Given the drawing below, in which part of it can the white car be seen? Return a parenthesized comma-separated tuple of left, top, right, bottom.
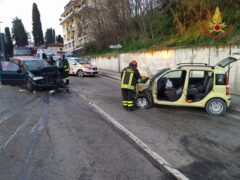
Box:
(67, 57, 98, 77)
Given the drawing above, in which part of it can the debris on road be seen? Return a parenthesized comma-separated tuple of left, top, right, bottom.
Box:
(49, 90, 56, 95)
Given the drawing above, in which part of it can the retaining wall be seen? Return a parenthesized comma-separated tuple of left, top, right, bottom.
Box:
(90, 45, 240, 94)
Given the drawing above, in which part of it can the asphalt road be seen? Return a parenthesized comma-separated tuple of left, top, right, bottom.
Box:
(0, 75, 240, 180)
(0, 83, 170, 180)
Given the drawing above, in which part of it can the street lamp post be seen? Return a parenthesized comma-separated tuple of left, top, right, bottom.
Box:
(109, 43, 123, 73)
(0, 21, 6, 60)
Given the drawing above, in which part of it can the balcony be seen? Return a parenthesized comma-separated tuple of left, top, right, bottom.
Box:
(60, 12, 74, 25)
(78, 4, 86, 11)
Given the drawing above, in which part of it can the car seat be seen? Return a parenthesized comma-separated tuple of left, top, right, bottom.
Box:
(193, 78, 213, 102)
(157, 78, 167, 99)
(197, 75, 210, 92)
(188, 75, 211, 97)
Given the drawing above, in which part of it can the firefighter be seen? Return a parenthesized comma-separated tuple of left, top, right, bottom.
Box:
(121, 60, 142, 111)
(61, 55, 70, 85)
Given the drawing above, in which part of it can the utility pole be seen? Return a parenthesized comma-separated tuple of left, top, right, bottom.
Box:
(109, 37, 122, 73)
(0, 21, 6, 60)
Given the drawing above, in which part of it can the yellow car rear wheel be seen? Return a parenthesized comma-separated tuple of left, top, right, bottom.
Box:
(206, 98, 227, 116)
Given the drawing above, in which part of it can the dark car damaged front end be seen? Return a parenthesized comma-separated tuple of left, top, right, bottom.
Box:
(29, 67, 64, 90)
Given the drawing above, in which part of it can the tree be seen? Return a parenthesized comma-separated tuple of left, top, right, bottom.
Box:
(12, 17, 28, 46)
(4, 27, 13, 57)
(45, 28, 56, 43)
(32, 3, 44, 46)
(52, 29, 56, 43)
(45, 28, 52, 43)
(56, 35, 64, 43)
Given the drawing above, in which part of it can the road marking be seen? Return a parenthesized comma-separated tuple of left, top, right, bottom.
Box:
(0, 97, 39, 125)
(20, 95, 50, 180)
(70, 86, 79, 92)
(226, 113, 240, 120)
(79, 94, 189, 180)
(3, 110, 35, 148)
(31, 101, 50, 133)
(30, 121, 39, 133)
(0, 99, 40, 150)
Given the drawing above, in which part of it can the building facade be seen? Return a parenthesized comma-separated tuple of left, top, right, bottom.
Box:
(60, 0, 95, 53)
(45, 43, 64, 52)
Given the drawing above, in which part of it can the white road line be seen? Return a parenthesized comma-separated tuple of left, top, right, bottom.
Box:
(3, 111, 35, 148)
(30, 121, 38, 133)
(79, 94, 189, 180)
(70, 86, 79, 92)
(226, 113, 240, 120)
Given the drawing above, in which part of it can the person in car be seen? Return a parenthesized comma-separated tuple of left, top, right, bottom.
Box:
(46, 55, 56, 66)
(121, 60, 142, 111)
(164, 78, 183, 101)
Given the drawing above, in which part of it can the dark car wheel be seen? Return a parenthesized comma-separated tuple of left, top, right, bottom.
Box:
(77, 70, 84, 77)
(136, 94, 153, 109)
(205, 98, 227, 116)
(26, 80, 34, 91)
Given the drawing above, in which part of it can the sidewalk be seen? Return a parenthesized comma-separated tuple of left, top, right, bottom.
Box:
(99, 69, 240, 112)
(231, 94, 240, 112)
(99, 69, 121, 80)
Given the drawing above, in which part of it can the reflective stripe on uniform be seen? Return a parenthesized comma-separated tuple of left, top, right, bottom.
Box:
(121, 84, 134, 90)
(64, 77, 70, 80)
(64, 65, 70, 72)
(121, 72, 126, 86)
(123, 101, 128, 106)
(128, 101, 134, 107)
(121, 69, 134, 90)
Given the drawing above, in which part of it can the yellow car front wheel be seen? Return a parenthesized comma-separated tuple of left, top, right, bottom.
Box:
(136, 94, 153, 109)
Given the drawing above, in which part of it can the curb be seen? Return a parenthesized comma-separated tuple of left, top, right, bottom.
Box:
(99, 72, 121, 81)
(230, 104, 240, 112)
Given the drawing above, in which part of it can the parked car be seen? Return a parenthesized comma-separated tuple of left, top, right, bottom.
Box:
(0, 58, 64, 91)
(135, 54, 240, 116)
(66, 57, 98, 77)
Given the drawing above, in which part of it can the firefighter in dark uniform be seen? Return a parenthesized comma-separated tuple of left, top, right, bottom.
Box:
(62, 55, 70, 85)
(121, 60, 142, 111)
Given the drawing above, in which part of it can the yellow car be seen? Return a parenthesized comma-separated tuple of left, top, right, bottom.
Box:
(136, 54, 240, 116)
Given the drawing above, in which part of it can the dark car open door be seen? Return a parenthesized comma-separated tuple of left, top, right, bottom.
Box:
(0, 61, 25, 85)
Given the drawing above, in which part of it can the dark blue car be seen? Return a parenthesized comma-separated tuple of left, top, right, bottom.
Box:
(0, 58, 64, 91)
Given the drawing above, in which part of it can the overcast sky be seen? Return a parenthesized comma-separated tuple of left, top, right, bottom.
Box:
(0, 0, 69, 37)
